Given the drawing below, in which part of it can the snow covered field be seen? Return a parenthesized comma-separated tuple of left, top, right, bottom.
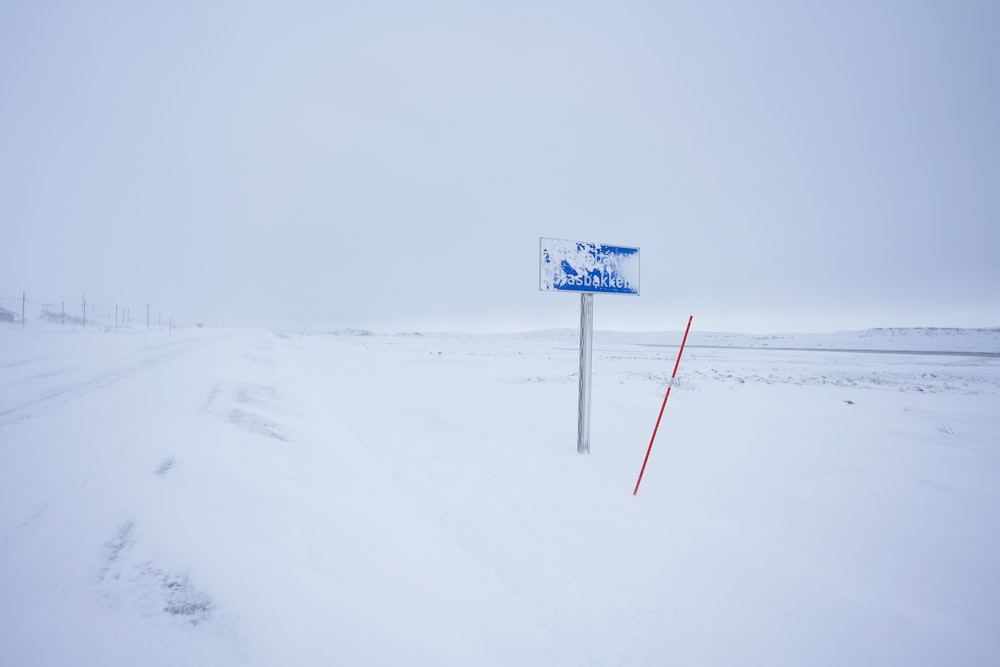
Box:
(1, 323, 998, 666)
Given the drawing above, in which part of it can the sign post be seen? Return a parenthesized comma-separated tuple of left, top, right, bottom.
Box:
(539, 238, 639, 454)
(578, 293, 594, 453)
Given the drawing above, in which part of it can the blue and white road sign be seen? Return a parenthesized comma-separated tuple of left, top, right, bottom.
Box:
(539, 238, 640, 295)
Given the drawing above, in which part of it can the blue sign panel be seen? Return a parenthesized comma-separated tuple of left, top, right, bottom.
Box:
(539, 237, 640, 295)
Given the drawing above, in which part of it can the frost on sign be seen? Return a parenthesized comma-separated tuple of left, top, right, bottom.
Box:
(539, 238, 640, 295)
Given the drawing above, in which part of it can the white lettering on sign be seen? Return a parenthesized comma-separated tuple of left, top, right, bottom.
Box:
(539, 238, 640, 295)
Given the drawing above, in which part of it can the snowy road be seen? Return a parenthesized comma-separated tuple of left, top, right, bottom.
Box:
(1, 326, 998, 665)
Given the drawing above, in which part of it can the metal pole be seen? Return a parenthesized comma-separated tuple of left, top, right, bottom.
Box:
(577, 292, 594, 454)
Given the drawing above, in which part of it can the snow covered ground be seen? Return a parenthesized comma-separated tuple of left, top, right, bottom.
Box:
(1, 322, 998, 666)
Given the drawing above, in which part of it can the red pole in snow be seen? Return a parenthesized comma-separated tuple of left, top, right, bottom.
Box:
(633, 315, 693, 496)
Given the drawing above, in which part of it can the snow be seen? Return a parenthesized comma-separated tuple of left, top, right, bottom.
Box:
(1, 321, 999, 665)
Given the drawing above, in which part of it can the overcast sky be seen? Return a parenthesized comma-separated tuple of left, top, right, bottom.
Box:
(2, 1, 998, 333)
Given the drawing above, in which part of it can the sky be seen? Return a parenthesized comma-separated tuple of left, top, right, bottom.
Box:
(2, 0, 998, 333)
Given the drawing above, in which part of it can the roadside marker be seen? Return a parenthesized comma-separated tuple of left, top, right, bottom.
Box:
(633, 315, 693, 496)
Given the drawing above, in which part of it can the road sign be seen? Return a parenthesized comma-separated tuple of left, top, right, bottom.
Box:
(539, 237, 640, 454)
(539, 238, 639, 295)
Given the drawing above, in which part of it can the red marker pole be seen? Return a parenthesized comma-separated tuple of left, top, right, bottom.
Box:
(633, 315, 693, 496)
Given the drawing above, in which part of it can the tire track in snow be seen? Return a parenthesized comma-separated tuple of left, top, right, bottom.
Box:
(0, 355, 55, 371)
(0, 335, 227, 428)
